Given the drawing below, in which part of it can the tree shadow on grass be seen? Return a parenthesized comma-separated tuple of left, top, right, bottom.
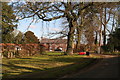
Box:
(20, 58, 32, 59)
(2, 56, 99, 79)
(3, 62, 89, 78)
(3, 63, 41, 71)
(51, 57, 94, 63)
(2, 56, 120, 80)
(2, 63, 43, 78)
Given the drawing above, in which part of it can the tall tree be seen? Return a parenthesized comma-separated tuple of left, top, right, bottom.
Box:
(14, 31, 24, 44)
(93, 3, 118, 53)
(100, 3, 117, 46)
(2, 2, 18, 43)
(13, 2, 118, 54)
(24, 31, 39, 43)
(107, 28, 120, 52)
(75, 3, 85, 49)
(14, 2, 95, 54)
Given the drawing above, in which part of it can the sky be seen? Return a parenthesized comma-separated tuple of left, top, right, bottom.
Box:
(17, 18, 63, 39)
(16, 14, 116, 42)
(15, 2, 118, 41)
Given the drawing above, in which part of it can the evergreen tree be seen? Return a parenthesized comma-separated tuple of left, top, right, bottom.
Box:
(14, 31, 24, 44)
(107, 28, 120, 51)
(2, 2, 18, 43)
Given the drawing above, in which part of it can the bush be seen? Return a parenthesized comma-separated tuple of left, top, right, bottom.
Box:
(3, 51, 8, 58)
(40, 44, 46, 55)
(101, 45, 110, 52)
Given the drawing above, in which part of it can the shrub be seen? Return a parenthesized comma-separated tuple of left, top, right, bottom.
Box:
(40, 44, 46, 55)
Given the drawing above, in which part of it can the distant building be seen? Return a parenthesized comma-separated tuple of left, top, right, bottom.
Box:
(40, 37, 67, 52)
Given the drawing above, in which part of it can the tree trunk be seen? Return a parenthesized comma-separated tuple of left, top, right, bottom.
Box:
(65, 19, 75, 55)
(76, 26, 82, 50)
(94, 31, 98, 45)
(103, 25, 106, 46)
(76, 10, 84, 51)
(103, 7, 107, 46)
(98, 10, 103, 54)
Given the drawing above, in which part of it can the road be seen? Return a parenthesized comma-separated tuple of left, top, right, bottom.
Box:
(60, 55, 120, 79)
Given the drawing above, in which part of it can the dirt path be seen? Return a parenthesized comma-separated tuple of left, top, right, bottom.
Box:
(59, 54, 120, 79)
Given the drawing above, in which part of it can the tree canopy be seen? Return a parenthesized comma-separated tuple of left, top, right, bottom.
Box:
(2, 2, 18, 43)
(24, 31, 39, 44)
(107, 28, 120, 51)
(12, 2, 119, 54)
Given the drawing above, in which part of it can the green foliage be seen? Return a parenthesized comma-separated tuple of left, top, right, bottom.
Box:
(24, 31, 39, 43)
(2, 2, 18, 43)
(14, 31, 24, 44)
(2, 33, 15, 43)
(107, 28, 120, 52)
(101, 45, 110, 52)
(39, 45, 46, 55)
(2, 50, 8, 58)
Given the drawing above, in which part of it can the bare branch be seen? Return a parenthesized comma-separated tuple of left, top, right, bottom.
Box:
(36, 14, 65, 21)
(106, 8, 113, 24)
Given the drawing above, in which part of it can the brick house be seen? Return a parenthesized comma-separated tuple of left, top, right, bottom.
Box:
(40, 38, 67, 52)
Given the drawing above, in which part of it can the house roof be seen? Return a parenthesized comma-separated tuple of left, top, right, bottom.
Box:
(25, 44, 39, 46)
(40, 38, 67, 44)
(0, 43, 39, 46)
(0, 43, 15, 46)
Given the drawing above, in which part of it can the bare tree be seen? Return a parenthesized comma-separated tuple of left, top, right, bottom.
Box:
(13, 1, 118, 54)
(14, 2, 95, 54)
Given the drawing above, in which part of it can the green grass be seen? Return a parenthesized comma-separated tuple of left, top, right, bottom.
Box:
(103, 52, 120, 55)
(47, 51, 64, 55)
(2, 52, 101, 78)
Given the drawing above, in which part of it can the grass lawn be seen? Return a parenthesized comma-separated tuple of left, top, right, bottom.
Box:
(47, 51, 64, 55)
(103, 52, 120, 55)
(2, 52, 101, 78)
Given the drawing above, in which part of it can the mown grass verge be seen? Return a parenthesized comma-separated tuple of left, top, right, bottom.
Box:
(2, 53, 101, 78)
